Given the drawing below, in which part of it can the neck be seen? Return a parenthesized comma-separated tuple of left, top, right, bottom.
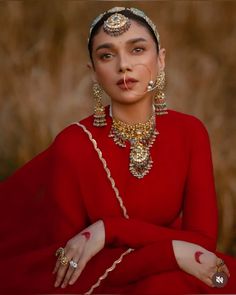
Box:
(111, 98, 154, 124)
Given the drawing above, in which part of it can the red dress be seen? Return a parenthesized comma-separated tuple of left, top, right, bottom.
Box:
(0, 108, 236, 294)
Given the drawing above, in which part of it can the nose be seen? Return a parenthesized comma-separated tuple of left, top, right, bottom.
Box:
(118, 52, 132, 73)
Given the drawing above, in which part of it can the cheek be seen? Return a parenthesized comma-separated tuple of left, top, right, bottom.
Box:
(96, 68, 119, 97)
(94, 67, 114, 95)
(145, 53, 159, 74)
(96, 73, 111, 91)
(95, 63, 113, 84)
(135, 57, 158, 81)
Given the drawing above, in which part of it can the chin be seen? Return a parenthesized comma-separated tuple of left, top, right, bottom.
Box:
(111, 91, 146, 105)
(112, 96, 144, 105)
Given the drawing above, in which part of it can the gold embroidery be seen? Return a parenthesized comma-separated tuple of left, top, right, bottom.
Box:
(84, 248, 134, 295)
(76, 123, 129, 219)
(75, 122, 134, 294)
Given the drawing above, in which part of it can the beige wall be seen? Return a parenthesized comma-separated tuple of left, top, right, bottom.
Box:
(0, 1, 235, 254)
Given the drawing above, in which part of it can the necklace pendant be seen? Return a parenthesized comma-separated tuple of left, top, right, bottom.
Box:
(129, 143, 153, 179)
(130, 143, 149, 165)
(110, 113, 158, 179)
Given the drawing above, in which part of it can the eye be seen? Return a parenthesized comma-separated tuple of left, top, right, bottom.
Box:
(99, 53, 113, 60)
(132, 47, 145, 54)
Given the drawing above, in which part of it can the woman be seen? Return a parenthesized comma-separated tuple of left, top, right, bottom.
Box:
(0, 7, 235, 294)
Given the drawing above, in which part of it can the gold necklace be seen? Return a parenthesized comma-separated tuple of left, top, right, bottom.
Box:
(109, 113, 158, 178)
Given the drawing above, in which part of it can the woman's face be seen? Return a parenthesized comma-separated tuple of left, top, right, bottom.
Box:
(89, 19, 165, 105)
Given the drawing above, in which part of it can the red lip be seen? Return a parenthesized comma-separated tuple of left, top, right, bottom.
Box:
(117, 77, 138, 85)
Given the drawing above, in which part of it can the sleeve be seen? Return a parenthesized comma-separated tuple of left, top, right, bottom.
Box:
(0, 126, 90, 253)
(102, 117, 218, 277)
(105, 241, 179, 285)
(0, 147, 53, 254)
(48, 127, 89, 243)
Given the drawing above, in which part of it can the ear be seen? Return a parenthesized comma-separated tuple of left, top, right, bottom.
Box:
(87, 62, 98, 83)
(158, 48, 166, 72)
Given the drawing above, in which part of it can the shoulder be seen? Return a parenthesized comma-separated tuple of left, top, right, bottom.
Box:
(166, 109, 209, 135)
(52, 113, 94, 155)
(167, 109, 205, 126)
(164, 110, 211, 149)
(55, 113, 93, 141)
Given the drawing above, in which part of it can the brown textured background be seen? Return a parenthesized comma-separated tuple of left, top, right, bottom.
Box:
(0, 1, 235, 255)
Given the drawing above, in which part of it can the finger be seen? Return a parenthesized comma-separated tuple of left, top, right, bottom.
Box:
(205, 277, 215, 288)
(54, 249, 73, 288)
(61, 257, 80, 288)
(53, 258, 61, 274)
(221, 264, 230, 277)
(53, 247, 67, 274)
(60, 239, 87, 288)
(54, 264, 69, 288)
(56, 237, 87, 288)
(61, 264, 76, 289)
(69, 257, 87, 285)
(216, 258, 230, 277)
(216, 257, 224, 268)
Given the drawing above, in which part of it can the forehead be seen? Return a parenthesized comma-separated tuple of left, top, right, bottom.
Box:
(93, 20, 153, 48)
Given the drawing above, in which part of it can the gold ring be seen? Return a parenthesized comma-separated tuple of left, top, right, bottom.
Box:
(216, 259, 225, 272)
(55, 247, 65, 257)
(217, 259, 225, 267)
(59, 255, 69, 266)
(55, 247, 69, 266)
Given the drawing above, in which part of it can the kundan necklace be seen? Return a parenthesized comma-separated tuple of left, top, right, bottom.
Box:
(109, 112, 158, 179)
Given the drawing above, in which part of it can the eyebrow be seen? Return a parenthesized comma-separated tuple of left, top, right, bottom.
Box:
(95, 37, 147, 52)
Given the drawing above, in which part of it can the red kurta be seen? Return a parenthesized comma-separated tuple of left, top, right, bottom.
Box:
(0, 107, 235, 294)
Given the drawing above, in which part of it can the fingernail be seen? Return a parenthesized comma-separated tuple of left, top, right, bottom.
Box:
(61, 283, 66, 288)
(69, 280, 73, 285)
(54, 281, 59, 288)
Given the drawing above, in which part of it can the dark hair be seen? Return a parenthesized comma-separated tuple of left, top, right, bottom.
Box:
(88, 10, 159, 65)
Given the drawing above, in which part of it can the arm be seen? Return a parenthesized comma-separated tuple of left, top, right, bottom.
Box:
(52, 119, 219, 287)
(49, 126, 89, 243)
(103, 215, 216, 251)
(106, 240, 179, 285)
(102, 117, 218, 276)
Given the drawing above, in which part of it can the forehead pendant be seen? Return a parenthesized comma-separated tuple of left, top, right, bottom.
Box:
(103, 13, 131, 36)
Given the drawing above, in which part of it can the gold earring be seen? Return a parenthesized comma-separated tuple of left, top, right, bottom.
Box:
(93, 83, 107, 127)
(154, 71, 168, 115)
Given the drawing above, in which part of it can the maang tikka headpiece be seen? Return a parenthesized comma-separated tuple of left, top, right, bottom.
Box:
(103, 13, 131, 36)
(88, 7, 160, 48)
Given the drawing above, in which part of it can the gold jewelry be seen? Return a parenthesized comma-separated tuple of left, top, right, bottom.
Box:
(89, 7, 160, 49)
(55, 247, 69, 266)
(55, 247, 64, 257)
(93, 83, 107, 127)
(103, 13, 131, 36)
(211, 259, 228, 288)
(217, 259, 225, 269)
(60, 256, 69, 266)
(154, 70, 168, 115)
(109, 113, 158, 178)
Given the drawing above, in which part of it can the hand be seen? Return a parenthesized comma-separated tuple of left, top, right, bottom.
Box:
(53, 219, 105, 289)
(172, 240, 230, 287)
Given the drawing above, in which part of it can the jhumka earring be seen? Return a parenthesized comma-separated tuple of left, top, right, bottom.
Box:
(154, 71, 168, 115)
(93, 83, 107, 127)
